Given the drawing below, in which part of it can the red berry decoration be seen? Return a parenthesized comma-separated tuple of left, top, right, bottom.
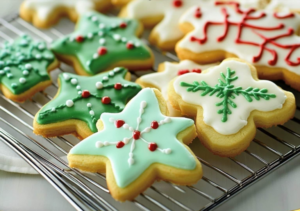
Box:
(177, 69, 190, 75)
(173, 0, 182, 7)
(116, 141, 125, 148)
(76, 35, 84, 43)
(114, 83, 122, 90)
(81, 90, 90, 98)
(192, 69, 202, 73)
(148, 143, 158, 152)
(151, 121, 159, 129)
(115, 120, 125, 128)
(126, 42, 134, 49)
(133, 130, 141, 140)
(195, 8, 202, 18)
(98, 47, 107, 55)
(102, 96, 111, 104)
(119, 22, 127, 28)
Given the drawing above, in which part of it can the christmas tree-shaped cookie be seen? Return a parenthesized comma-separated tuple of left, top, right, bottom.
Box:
(168, 59, 295, 157)
(34, 67, 142, 139)
(68, 88, 202, 201)
(51, 11, 154, 76)
(0, 34, 59, 102)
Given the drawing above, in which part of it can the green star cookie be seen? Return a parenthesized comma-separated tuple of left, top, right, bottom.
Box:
(68, 88, 202, 201)
(34, 67, 142, 139)
(51, 11, 154, 76)
(0, 34, 58, 102)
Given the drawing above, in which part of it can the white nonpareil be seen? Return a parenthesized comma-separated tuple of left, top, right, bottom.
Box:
(173, 60, 287, 135)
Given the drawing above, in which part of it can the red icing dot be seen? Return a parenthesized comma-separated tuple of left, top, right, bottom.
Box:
(195, 7, 202, 18)
(192, 69, 202, 73)
(81, 90, 90, 98)
(148, 143, 158, 151)
(177, 69, 190, 75)
(115, 120, 125, 128)
(116, 141, 125, 148)
(173, 0, 182, 7)
(98, 47, 107, 55)
(114, 83, 122, 90)
(76, 35, 84, 43)
(151, 121, 159, 129)
(190, 36, 196, 42)
(126, 42, 135, 49)
(119, 22, 127, 28)
(133, 131, 141, 140)
(102, 96, 111, 104)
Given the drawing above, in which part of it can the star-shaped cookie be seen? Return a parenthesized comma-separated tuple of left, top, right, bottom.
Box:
(51, 11, 154, 76)
(0, 35, 58, 102)
(34, 67, 141, 139)
(68, 88, 202, 201)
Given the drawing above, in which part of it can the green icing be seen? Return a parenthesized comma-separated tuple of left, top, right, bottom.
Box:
(36, 67, 141, 132)
(0, 35, 55, 95)
(181, 67, 276, 122)
(51, 11, 152, 75)
(69, 88, 196, 188)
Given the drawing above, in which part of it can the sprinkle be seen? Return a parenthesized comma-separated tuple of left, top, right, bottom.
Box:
(51, 108, 56, 112)
(76, 85, 81, 90)
(19, 77, 26, 83)
(113, 67, 122, 72)
(98, 31, 104, 36)
(87, 33, 93, 39)
(23, 70, 29, 76)
(38, 44, 45, 50)
(7, 73, 13, 78)
(71, 78, 78, 85)
(92, 16, 98, 22)
(99, 23, 106, 29)
(63, 73, 70, 80)
(0, 70, 4, 75)
(109, 71, 114, 76)
(113, 34, 121, 41)
(35, 54, 42, 59)
(99, 38, 106, 45)
(66, 100, 74, 107)
(96, 81, 103, 89)
(87, 103, 92, 107)
(95, 141, 103, 148)
(4, 67, 10, 71)
(102, 76, 108, 81)
(89, 110, 95, 115)
(93, 53, 99, 59)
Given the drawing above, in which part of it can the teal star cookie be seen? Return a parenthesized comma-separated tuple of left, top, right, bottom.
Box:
(34, 67, 142, 139)
(51, 11, 154, 76)
(68, 88, 202, 201)
(0, 34, 58, 102)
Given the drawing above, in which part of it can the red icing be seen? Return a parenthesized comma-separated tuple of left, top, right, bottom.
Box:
(195, 7, 202, 18)
(151, 121, 159, 129)
(177, 69, 190, 75)
(114, 83, 122, 90)
(81, 90, 90, 98)
(133, 131, 141, 140)
(98, 47, 107, 55)
(192, 68, 202, 73)
(116, 141, 125, 148)
(190, 1, 300, 66)
(126, 42, 134, 49)
(173, 0, 182, 7)
(120, 22, 127, 28)
(274, 12, 294, 19)
(148, 143, 158, 151)
(115, 120, 125, 128)
(102, 96, 111, 104)
(76, 35, 84, 43)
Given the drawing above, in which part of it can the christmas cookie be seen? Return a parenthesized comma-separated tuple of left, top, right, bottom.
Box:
(176, 1, 300, 91)
(168, 59, 295, 157)
(119, 0, 211, 50)
(34, 67, 141, 139)
(20, 0, 112, 28)
(0, 35, 59, 102)
(51, 11, 154, 76)
(68, 88, 202, 201)
(136, 60, 215, 116)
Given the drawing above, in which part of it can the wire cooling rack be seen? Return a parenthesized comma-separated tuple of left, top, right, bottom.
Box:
(0, 11, 300, 211)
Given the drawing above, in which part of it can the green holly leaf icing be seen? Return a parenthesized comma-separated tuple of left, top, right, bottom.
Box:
(51, 11, 152, 75)
(0, 34, 55, 95)
(36, 67, 141, 132)
(69, 88, 196, 188)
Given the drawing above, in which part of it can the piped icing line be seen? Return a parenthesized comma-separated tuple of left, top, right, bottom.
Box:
(0, 34, 55, 95)
(51, 11, 152, 75)
(36, 67, 142, 133)
(173, 60, 287, 135)
(69, 88, 196, 188)
(178, 1, 300, 75)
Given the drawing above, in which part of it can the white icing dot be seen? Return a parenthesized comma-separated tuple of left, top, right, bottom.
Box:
(25, 63, 32, 70)
(23, 70, 29, 75)
(128, 157, 134, 165)
(99, 38, 106, 45)
(98, 31, 104, 36)
(19, 77, 26, 84)
(95, 141, 103, 148)
(76, 85, 81, 90)
(93, 53, 99, 59)
(99, 23, 105, 29)
(163, 149, 172, 154)
(141, 101, 147, 108)
(113, 67, 121, 72)
(135, 42, 141, 47)
(69, 37, 75, 42)
(129, 127, 134, 132)
(92, 16, 98, 22)
(7, 73, 13, 78)
(109, 118, 115, 122)
(137, 117, 142, 123)
(89, 110, 95, 116)
(96, 82, 103, 89)
(123, 124, 129, 129)
(51, 108, 56, 112)
(164, 117, 171, 123)
(109, 71, 114, 76)
(35, 54, 42, 59)
(38, 44, 45, 50)
(86, 60, 91, 66)
(78, 91, 82, 95)
(139, 108, 144, 114)
(129, 152, 133, 158)
(113, 34, 121, 41)
(104, 141, 109, 146)
(66, 100, 74, 107)
(123, 84, 129, 87)
(4, 67, 10, 71)
(143, 127, 151, 133)
(87, 103, 92, 107)
(71, 78, 78, 85)
(63, 73, 70, 80)
(159, 120, 164, 125)
(123, 138, 130, 144)
(102, 76, 108, 81)
(121, 37, 127, 42)
(87, 33, 93, 39)
(0, 70, 4, 75)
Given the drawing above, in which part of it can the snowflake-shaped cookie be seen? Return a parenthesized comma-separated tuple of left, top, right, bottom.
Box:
(51, 11, 153, 75)
(68, 88, 202, 201)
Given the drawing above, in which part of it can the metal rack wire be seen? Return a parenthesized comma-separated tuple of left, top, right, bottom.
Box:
(0, 12, 300, 211)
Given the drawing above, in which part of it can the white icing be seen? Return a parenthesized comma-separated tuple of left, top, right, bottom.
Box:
(178, 4, 300, 75)
(173, 60, 287, 135)
(139, 60, 215, 99)
(125, 0, 210, 43)
(23, 0, 105, 20)
(265, 0, 300, 12)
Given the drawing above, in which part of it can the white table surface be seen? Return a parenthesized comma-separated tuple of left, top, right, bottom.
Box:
(1, 1, 300, 211)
